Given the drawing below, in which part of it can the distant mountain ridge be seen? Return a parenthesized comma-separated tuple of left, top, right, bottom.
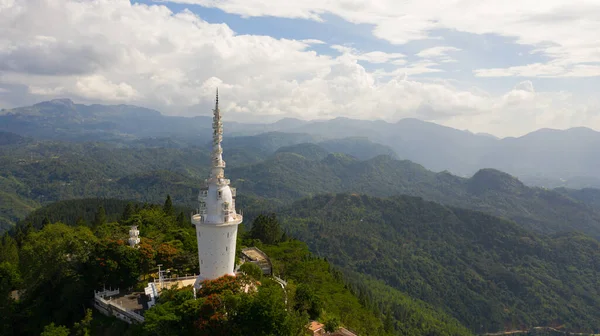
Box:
(228, 148, 600, 238)
(4, 99, 600, 188)
(0, 133, 400, 230)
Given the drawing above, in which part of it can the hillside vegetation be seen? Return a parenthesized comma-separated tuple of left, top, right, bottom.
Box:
(17, 195, 600, 334)
(4, 138, 600, 240)
(230, 149, 600, 238)
(278, 193, 600, 333)
(1, 198, 469, 336)
(0, 133, 399, 230)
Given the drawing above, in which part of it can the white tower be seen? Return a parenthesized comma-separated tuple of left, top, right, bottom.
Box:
(192, 89, 243, 288)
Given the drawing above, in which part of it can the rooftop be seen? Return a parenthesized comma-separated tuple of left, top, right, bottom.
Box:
(241, 247, 269, 262)
(105, 291, 147, 314)
(308, 321, 324, 332)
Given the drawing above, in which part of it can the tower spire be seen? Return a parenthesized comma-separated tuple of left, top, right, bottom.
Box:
(215, 88, 219, 111)
(211, 88, 225, 178)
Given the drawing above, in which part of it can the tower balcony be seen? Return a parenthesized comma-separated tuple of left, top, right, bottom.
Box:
(225, 213, 243, 224)
(192, 214, 204, 225)
(192, 213, 242, 226)
(216, 178, 230, 186)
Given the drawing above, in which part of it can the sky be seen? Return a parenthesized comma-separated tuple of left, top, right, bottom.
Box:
(1, 0, 600, 137)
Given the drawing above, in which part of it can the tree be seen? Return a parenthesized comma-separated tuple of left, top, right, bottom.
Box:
(249, 213, 282, 244)
(238, 262, 263, 280)
(233, 283, 306, 336)
(19, 224, 98, 332)
(176, 211, 186, 227)
(0, 262, 21, 302)
(122, 202, 135, 222)
(75, 216, 86, 227)
(94, 206, 106, 228)
(40, 323, 70, 336)
(294, 283, 321, 319)
(383, 309, 395, 333)
(163, 195, 174, 216)
(324, 316, 340, 333)
(139, 239, 157, 275)
(156, 243, 179, 268)
(72, 309, 93, 336)
(0, 233, 19, 264)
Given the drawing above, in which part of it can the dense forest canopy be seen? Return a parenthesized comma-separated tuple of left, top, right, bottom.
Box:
(0, 198, 471, 336)
(4, 136, 600, 241)
(5, 195, 600, 334)
(279, 193, 600, 333)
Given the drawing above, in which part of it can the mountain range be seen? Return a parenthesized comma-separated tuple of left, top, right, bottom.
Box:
(4, 130, 600, 242)
(4, 99, 600, 333)
(3, 99, 600, 188)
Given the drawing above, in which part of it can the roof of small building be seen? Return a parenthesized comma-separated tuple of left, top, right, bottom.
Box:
(308, 321, 324, 332)
(241, 247, 269, 262)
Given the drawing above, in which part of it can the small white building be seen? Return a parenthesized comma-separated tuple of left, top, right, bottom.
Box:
(128, 225, 140, 247)
(191, 90, 243, 288)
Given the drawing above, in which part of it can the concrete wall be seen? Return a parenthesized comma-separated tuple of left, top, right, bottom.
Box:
(197, 223, 239, 280)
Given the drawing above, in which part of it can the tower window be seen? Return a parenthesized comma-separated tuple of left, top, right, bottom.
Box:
(227, 232, 229, 238)
(226, 246, 228, 251)
(217, 190, 222, 199)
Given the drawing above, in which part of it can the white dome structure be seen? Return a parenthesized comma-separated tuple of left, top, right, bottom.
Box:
(192, 90, 243, 287)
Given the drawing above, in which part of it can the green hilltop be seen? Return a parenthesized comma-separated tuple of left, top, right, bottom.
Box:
(1, 198, 469, 336)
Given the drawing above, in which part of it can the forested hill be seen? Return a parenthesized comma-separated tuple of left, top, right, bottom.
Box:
(0, 133, 397, 231)
(0, 197, 470, 336)
(229, 150, 600, 238)
(278, 193, 600, 333)
(4, 136, 600, 239)
(15, 195, 600, 334)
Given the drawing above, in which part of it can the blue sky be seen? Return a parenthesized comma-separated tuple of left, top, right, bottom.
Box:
(133, 0, 599, 96)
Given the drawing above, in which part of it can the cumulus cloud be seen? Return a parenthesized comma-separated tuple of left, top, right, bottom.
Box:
(442, 85, 598, 137)
(331, 45, 406, 64)
(0, 0, 598, 137)
(301, 39, 326, 44)
(166, 0, 600, 78)
(416, 46, 461, 58)
(475, 62, 600, 78)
